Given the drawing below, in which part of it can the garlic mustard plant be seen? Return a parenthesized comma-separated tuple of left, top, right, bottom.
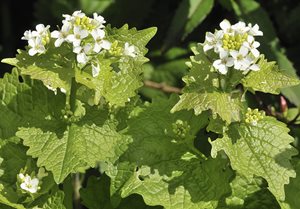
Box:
(1, 12, 300, 209)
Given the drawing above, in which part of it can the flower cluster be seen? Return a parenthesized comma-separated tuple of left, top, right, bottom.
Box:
(18, 173, 40, 194)
(21, 10, 138, 78)
(203, 19, 263, 75)
(21, 24, 50, 56)
(245, 108, 265, 126)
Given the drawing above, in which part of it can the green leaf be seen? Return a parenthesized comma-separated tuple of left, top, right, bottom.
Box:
(0, 69, 65, 139)
(80, 174, 163, 209)
(106, 25, 157, 56)
(210, 116, 298, 202)
(171, 91, 243, 123)
(80, 175, 113, 209)
(242, 56, 300, 94)
(120, 158, 232, 209)
(163, 0, 214, 49)
(225, 173, 280, 209)
(42, 191, 66, 209)
(2, 43, 75, 92)
(107, 96, 232, 209)
(0, 139, 27, 184)
(284, 159, 300, 209)
(0, 184, 25, 209)
(17, 122, 131, 183)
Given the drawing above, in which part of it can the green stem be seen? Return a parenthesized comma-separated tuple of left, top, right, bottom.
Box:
(63, 176, 73, 209)
(70, 78, 77, 112)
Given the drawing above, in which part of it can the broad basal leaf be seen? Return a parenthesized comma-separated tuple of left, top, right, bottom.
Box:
(242, 56, 300, 94)
(17, 122, 131, 183)
(107, 96, 232, 209)
(210, 116, 298, 202)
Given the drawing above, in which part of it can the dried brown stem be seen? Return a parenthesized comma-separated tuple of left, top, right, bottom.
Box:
(144, 80, 182, 94)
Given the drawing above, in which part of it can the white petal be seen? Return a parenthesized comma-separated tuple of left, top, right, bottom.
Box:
(100, 40, 111, 50)
(31, 178, 39, 187)
(18, 173, 25, 180)
(247, 35, 254, 43)
(230, 50, 239, 59)
(35, 24, 45, 32)
(203, 44, 213, 52)
(73, 46, 82, 54)
(251, 48, 260, 58)
(213, 59, 222, 69)
(54, 38, 64, 47)
(205, 32, 215, 42)
(218, 65, 228, 74)
(220, 19, 231, 31)
(28, 48, 37, 56)
(51, 30, 61, 38)
(240, 46, 249, 56)
(93, 44, 101, 53)
(250, 64, 260, 71)
(77, 53, 88, 64)
(226, 57, 234, 67)
(219, 50, 228, 59)
(92, 64, 100, 77)
(252, 41, 260, 48)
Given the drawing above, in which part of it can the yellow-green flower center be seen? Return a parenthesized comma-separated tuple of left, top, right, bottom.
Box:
(109, 41, 123, 56)
(75, 16, 96, 31)
(245, 108, 265, 125)
(222, 33, 248, 50)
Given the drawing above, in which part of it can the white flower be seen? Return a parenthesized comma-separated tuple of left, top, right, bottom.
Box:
(213, 51, 234, 74)
(230, 46, 251, 71)
(51, 22, 72, 47)
(203, 31, 223, 52)
(18, 173, 39, 194)
(92, 63, 100, 77)
(248, 23, 263, 36)
(92, 13, 106, 28)
(73, 44, 92, 64)
(220, 19, 232, 33)
(63, 10, 85, 24)
(91, 29, 111, 53)
(124, 42, 137, 57)
(22, 30, 33, 40)
(28, 37, 46, 56)
(243, 35, 260, 58)
(31, 24, 50, 38)
(67, 26, 89, 47)
(231, 21, 249, 34)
